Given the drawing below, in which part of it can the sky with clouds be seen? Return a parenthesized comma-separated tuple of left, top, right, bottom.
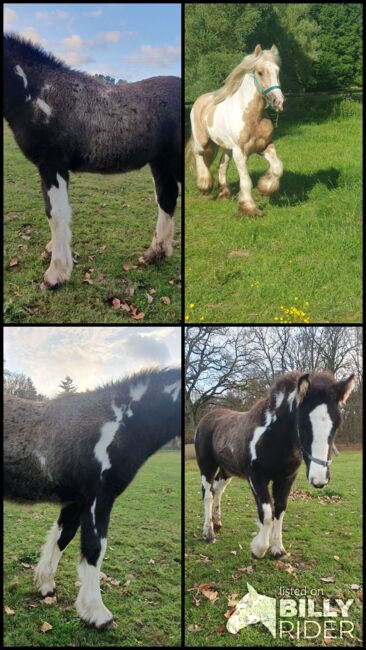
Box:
(4, 326, 181, 397)
(4, 3, 181, 81)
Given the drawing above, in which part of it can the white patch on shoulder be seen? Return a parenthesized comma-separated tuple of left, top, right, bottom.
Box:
(163, 380, 181, 401)
(94, 401, 123, 474)
(129, 382, 148, 402)
(36, 97, 52, 117)
(249, 409, 272, 461)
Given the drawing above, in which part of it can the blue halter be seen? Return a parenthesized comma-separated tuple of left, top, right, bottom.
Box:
(251, 74, 281, 108)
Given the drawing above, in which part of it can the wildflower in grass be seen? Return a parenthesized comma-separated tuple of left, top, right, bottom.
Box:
(185, 315, 190, 321)
(273, 301, 311, 324)
(189, 303, 195, 309)
(199, 316, 204, 321)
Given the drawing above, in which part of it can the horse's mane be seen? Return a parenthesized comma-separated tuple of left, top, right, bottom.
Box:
(4, 32, 69, 70)
(267, 370, 336, 407)
(213, 48, 281, 106)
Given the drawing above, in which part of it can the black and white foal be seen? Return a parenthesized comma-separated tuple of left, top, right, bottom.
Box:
(4, 368, 181, 628)
(195, 371, 354, 558)
(4, 34, 181, 287)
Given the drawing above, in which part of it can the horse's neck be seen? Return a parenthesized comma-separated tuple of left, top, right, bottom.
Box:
(235, 74, 264, 114)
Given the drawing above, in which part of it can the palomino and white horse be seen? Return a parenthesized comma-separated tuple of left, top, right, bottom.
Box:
(4, 33, 181, 287)
(4, 368, 181, 628)
(188, 44, 284, 216)
(195, 371, 354, 558)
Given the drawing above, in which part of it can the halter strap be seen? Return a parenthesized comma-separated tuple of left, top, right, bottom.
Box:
(251, 74, 281, 109)
(296, 425, 333, 467)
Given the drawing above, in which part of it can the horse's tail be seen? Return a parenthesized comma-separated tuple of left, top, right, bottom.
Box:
(185, 135, 196, 173)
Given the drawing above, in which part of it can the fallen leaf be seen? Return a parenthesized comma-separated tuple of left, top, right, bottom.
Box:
(40, 622, 52, 633)
(224, 607, 236, 619)
(88, 255, 95, 261)
(199, 554, 210, 563)
(121, 302, 131, 312)
(21, 562, 32, 569)
(146, 293, 154, 304)
(321, 577, 335, 583)
(123, 263, 137, 271)
(160, 296, 171, 305)
(131, 312, 145, 320)
(21, 234, 31, 240)
(149, 288, 157, 295)
(227, 594, 239, 607)
(229, 550, 237, 556)
(148, 559, 155, 565)
(100, 244, 107, 251)
(43, 596, 57, 605)
(351, 584, 360, 590)
(216, 624, 227, 634)
(18, 244, 28, 253)
(5, 606, 15, 615)
(333, 555, 340, 561)
(9, 257, 19, 267)
(188, 624, 201, 633)
(112, 298, 121, 310)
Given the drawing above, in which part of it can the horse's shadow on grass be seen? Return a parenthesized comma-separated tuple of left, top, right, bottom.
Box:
(226, 167, 340, 207)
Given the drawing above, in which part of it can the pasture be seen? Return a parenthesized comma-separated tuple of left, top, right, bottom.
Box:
(185, 451, 362, 647)
(4, 121, 181, 324)
(4, 451, 181, 647)
(185, 96, 362, 324)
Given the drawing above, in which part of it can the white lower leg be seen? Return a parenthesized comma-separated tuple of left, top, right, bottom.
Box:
(76, 538, 113, 628)
(212, 478, 232, 527)
(258, 144, 283, 195)
(44, 173, 73, 286)
(251, 503, 273, 558)
(195, 152, 213, 191)
(232, 146, 256, 208)
(202, 476, 215, 541)
(218, 152, 231, 189)
(34, 523, 62, 596)
(270, 511, 286, 556)
(147, 206, 174, 259)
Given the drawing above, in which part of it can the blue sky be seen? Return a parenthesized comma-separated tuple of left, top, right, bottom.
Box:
(4, 3, 181, 81)
(4, 326, 181, 396)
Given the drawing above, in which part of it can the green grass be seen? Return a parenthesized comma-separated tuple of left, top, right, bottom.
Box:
(185, 96, 362, 323)
(4, 451, 181, 647)
(185, 451, 362, 647)
(4, 122, 181, 324)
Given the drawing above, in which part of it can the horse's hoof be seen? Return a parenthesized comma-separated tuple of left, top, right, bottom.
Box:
(142, 246, 166, 264)
(238, 202, 264, 217)
(217, 187, 231, 199)
(96, 618, 114, 630)
(272, 548, 287, 558)
(213, 522, 222, 532)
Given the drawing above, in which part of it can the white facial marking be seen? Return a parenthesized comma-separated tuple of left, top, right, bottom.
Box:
(251, 502, 273, 558)
(129, 382, 148, 402)
(94, 401, 122, 474)
(308, 404, 333, 486)
(275, 391, 285, 409)
(76, 537, 112, 627)
(15, 64, 28, 87)
(36, 97, 52, 117)
(250, 409, 272, 461)
(163, 380, 181, 402)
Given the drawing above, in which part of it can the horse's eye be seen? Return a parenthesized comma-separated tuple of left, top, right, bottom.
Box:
(258, 71, 263, 76)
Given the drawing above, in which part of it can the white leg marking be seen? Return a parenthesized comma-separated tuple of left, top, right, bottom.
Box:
(258, 144, 283, 195)
(232, 145, 255, 206)
(44, 173, 73, 286)
(251, 503, 273, 558)
(151, 206, 174, 257)
(218, 151, 231, 187)
(75, 538, 113, 628)
(34, 523, 62, 596)
(270, 512, 286, 556)
(212, 478, 232, 527)
(201, 475, 215, 541)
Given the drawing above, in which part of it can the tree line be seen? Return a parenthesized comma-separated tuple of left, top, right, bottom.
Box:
(185, 3, 362, 100)
(185, 326, 362, 444)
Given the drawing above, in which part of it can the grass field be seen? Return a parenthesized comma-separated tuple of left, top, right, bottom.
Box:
(185, 96, 362, 324)
(4, 451, 181, 647)
(4, 122, 181, 324)
(185, 451, 362, 647)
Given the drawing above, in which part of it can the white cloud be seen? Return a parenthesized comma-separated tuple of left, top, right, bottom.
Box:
(4, 7, 17, 27)
(104, 31, 120, 43)
(35, 10, 69, 25)
(20, 27, 46, 46)
(89, 9, 102, 17)
(63, 34, 83, 49)
(58, 50, 95, 66)
(126, 44, 181, 69)
(4, 327, 181, 397)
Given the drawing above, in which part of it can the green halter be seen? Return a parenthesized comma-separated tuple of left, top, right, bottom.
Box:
(251, 73, 281, 126)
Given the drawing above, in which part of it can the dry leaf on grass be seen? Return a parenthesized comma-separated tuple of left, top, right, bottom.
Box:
(40, 621, 53, 633)
(321, 577, 335, 583)
(5, 605, 15, 615)
(123, 263, 137, 271)
(160, 296, 171, 305)
(9, 257, 19, 267)
(188, 624, 201, 633)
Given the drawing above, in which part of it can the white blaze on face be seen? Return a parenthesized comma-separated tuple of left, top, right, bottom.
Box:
(266, 61, 284, 111)
(308, 404, 333, 486)
(94, 401, 123, 474)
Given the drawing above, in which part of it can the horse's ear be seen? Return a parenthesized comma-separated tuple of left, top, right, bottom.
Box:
(271, 44, 279, 56)
(297, 373, 310, 403)
(335, 374, 355, 405)
(254, 44, 262, 57)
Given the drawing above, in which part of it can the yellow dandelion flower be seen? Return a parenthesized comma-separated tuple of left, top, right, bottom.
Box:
(185, 315, 190, 321)
(189, 303, 195, 309)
